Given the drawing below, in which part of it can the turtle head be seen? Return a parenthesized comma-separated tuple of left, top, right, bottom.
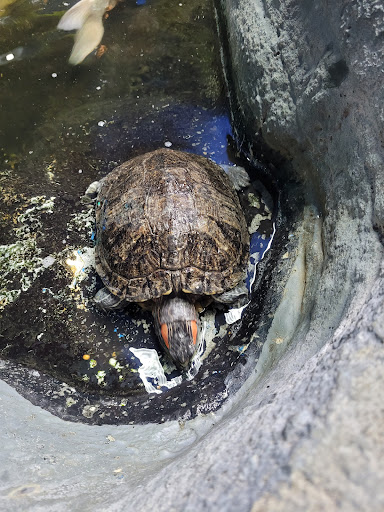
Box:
(154, 297, 199, 369)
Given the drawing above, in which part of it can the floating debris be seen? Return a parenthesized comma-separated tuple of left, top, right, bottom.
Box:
(65, 247, 95, 290)
(130, 348, 182, 394)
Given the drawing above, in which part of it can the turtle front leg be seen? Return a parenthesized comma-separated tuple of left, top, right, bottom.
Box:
(94, 287, 127, 311)
(83, 181, 101, 203)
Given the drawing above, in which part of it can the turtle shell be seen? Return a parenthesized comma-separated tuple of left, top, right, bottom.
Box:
(95, 148, 249, 303)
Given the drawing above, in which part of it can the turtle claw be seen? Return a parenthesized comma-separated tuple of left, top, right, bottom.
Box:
(221, 164, 251, 191)
(94, 287, 126, 310)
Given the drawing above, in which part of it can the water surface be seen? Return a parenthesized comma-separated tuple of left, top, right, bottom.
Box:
(0, 0, 276, 424)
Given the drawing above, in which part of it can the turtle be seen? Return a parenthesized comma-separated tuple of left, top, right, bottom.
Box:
(88, 148, 250, 369)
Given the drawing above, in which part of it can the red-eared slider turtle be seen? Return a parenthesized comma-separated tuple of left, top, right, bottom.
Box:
(89, 149, 249, 368)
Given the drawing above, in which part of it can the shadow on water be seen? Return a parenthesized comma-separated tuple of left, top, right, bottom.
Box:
(0, 0, 284, 424)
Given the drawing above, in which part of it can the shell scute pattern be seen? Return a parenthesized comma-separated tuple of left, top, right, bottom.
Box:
(95, 149, 249, 302)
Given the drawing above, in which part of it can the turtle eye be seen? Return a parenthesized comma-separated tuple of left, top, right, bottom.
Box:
(191, 320, 198, 345)
(160, 324, 170, 349)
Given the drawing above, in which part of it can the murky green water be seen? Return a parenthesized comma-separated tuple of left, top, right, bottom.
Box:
(0, 0, 278, 424)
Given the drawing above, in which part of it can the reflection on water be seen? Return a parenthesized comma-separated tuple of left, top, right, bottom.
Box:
(0, 0, 277, 424)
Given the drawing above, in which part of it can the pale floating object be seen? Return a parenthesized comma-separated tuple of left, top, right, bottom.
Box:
(57, 0, 116, 65)
(41, 255, 56, 268)
(0, 47, 24, 66)
(130, 348, 182, 394)
(65, 247, 94, 289)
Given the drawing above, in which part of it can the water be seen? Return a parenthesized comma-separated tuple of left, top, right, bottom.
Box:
(0, 0, 277, 424)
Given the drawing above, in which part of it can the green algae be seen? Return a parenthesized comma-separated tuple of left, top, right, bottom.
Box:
(0, 196, 56, 310)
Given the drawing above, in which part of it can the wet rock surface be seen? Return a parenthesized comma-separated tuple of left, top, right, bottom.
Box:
(206, 0, 383, 510)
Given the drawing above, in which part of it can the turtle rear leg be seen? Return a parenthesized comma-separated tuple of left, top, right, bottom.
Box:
(94, 287, 126, 310)
(214, 282, 249, 305)
(220, 164, 250, 191)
